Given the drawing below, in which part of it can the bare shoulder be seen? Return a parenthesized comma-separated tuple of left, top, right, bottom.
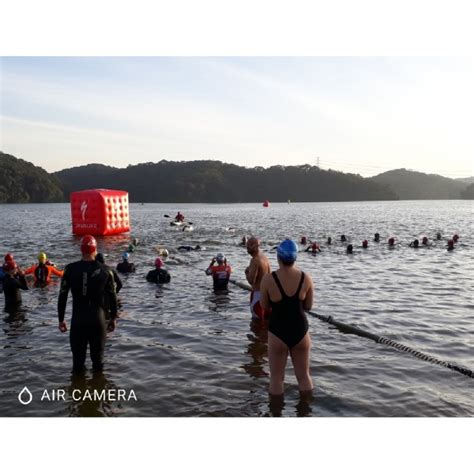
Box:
(302, 270, 314, 287)
(260, 272, 272, 290)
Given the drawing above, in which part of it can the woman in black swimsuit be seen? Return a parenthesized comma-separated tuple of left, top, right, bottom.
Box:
(260, 239, 314, 397)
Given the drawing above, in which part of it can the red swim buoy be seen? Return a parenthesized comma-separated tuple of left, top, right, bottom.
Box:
(263, 200, 270, 207)
(70, 189, 130, 236)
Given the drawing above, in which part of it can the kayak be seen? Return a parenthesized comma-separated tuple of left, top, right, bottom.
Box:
(182, 225, 194, 232)
(170, 221, 185, 227)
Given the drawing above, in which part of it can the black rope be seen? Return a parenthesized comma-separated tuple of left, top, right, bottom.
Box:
(229, 279, 474, 379)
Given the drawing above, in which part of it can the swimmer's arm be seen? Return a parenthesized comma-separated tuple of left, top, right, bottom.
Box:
(23, 265, 35, 275)
(259, 275, 271, 311)
(303, 276, 314, 311)
(57, 267, 70, 323)
(106, 271, 118, 320)
(245, 259, 258, 285)
(50, 266, 64, 277)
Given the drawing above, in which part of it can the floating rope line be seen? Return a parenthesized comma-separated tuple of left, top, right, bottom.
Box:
(229, 279, 474, 379)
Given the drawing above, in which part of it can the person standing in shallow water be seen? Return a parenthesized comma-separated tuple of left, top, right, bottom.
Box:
(259, 239, 314, 398)
(245, 237, 271, 320)
(58, 235, 117, 373)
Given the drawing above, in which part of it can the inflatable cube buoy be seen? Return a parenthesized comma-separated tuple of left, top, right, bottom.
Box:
(71, 189, 130, 236)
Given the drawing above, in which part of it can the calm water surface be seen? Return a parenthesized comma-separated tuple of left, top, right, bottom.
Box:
(0, 201, 472, 416)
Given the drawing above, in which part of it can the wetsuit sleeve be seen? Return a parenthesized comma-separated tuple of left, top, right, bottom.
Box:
(24, 265, 36, 275)
(13, 274, 28, 290)
(50, 266, 64, 277)
(58, 265, 70, 323)
(106, 270, 118, 319)
(130, 263, 136, 273)
(205, 267, 213, 276)
(113, 271, 123, 293)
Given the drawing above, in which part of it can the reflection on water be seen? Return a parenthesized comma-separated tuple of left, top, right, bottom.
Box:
(66, 371, 118, 417)
(242, 320, 269, 379)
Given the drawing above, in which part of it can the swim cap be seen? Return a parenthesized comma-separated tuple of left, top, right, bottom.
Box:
(277, 239, 298, 263)
(422, 236, 428, 244)
(80, 235, 97, 254)
(216, 253, 225, 263)
(4, 253, 14, 262)
(300, 236, 307, 244)
(95, 253, 105, 264)
(122, 252, 130, 261)
(448, 239, 454, 246)
(162, 249, 169, 258)
(155, 257, 163, 268)
(362, 240, 368, 248)
(347, 244, 353, 253)
(453, 234, 459, 241)
(4, 260, 17, 272)
(38, 252, 47, 263)
(388, 237, 395, 245)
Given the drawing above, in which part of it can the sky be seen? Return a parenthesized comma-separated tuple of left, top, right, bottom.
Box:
(1, 56, 473, 178)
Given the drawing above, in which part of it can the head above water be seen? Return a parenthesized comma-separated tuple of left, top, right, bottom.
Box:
(362, 240, 368, 248)
(340, 234, 347, 242)
(422, 236, 428, 245)
(327, 236, 332, 244)
(346, 244, 353, 254)
(122, 252, 130, 261)
(38, 252, 47, 264)
(246, 237, 260, 255)
(155, 257, 163, 268)
(216, 253, 225, 264)
(4, 253, 14, 262)
(413, 239, 419, 248)
(374, 233, 380, 241)
(277, 239, 298, 265)
(453, 234, 459, 242)
(4, 260, 17, 273)
(436, 232, 442, 240)
(300, 236, 307, 244)
(388, 237, 395, 246)
(80, 235, 97, 256)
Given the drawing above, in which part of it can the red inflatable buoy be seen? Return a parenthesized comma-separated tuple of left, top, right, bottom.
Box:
(70, 189, 130, 236)
(263, 200, 270, 207)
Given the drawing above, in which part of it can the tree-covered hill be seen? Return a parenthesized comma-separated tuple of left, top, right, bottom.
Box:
(0, 152, 65, 203)
(53, 160, 398, 202)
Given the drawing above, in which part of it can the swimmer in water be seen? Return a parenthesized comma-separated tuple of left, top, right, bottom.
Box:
(410, 239, 420, 248)
(24, 252, 64, 287)
(300, 236, 308, 245)
(146, 257, 171, 284)
(240, 236, 248, 247)
(362, 240, 368, 249)
(304, 242, 320, 254)
(177, 245, 202, 252)
(346, 244, 353, 254)
(205, 253, 232, 292)
(116, 252, 136, 273)
(388, 237, 395, 247)
(436, 232, 442, 240)
(447, 239, 455, 251)
(340, 234, 347, 243)
(374, 233, 380, 243)
(326, 237, 332, 245)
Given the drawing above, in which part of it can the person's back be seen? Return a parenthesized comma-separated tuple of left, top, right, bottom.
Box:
(116, 252, 135, 274)
(205, 254, 231, 291)
(146, 268, 171, 284)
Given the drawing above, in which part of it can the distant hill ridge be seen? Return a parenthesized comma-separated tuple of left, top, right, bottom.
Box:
(0, 152, 472, 203)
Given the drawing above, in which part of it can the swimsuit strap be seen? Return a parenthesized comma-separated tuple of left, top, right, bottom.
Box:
(272, 271, 305, 299)
(271, 271, 288, 299)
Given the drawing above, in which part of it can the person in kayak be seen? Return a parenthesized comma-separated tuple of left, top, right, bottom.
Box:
(2, 260, 28, 311)
(259, 239, 314, 397)
(24, 252, 64, 287)
(178, 245, 201, 252)
(175, 211, 185, 222)
(58, 235, 117, 373)
(146, 257, 171, 284)
(205, 253, 232, 292)
(116, 252, 136, 273)
(245, 237, 272, 320)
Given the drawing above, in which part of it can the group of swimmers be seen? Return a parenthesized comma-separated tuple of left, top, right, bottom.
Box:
(298, 232, 460, 254)
(0, 224, 464, 399)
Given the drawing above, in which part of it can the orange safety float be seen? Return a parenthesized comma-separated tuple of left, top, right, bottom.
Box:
(70, 189, 130, 236)
(263, 199, 270, 207)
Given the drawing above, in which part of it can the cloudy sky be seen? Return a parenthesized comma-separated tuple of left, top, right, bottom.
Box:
(1, 56, 472, 178)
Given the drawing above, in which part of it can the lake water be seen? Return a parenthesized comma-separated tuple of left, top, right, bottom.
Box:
(0, 201, 472, 416)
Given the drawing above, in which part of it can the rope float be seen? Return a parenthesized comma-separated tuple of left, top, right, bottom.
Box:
(229, 279, 474, 379)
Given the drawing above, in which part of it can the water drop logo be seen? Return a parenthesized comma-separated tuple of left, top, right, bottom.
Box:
(18, 386, 33, 405)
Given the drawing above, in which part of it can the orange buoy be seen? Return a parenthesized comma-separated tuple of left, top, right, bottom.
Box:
(70, 189, 130, 236)
(263, 200, 270, 207)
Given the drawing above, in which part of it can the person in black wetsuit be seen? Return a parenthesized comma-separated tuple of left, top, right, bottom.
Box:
(2, 260, 28, 311)
(177, 245, 201, 252)
(58, 235, 117, 373)
(116, 252, 136, 274)
(146, 257, 171, 284)
(259, 239, 314, 398)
